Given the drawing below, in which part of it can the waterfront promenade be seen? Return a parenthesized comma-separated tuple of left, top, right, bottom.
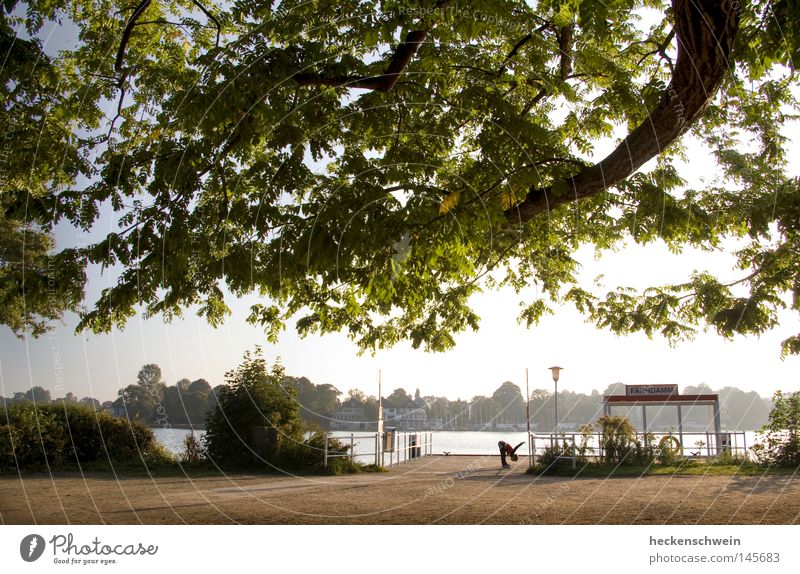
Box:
(2, 456, 799, 524)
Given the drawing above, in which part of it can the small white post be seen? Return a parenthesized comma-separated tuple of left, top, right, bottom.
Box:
(571, 434, 577, 469)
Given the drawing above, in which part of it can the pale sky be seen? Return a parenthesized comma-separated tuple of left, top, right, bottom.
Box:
(2, 236, 799, 404)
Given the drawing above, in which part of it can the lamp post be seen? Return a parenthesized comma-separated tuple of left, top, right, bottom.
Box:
(549, 366, 563, 435)
(526, 368, 531, 467)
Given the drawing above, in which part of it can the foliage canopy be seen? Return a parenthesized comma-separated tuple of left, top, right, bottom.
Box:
(2, 0, 800, 353)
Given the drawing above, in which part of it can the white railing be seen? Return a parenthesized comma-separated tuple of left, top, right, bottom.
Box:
(381, 430, 433, 467)
(323, 431, 433, 469)
(528, 430, 749, 466)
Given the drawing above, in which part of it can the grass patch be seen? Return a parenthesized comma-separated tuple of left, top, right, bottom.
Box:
(527, 457, 797, 478)
(324, 458, 387, 475)
(0, 457, 386, 478)
(2, 456, 387, 478)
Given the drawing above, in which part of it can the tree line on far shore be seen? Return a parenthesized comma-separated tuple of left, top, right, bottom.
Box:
(1, 367, 774, 431)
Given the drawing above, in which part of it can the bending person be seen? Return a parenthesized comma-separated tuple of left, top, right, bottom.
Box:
(498, 440, 525, 468)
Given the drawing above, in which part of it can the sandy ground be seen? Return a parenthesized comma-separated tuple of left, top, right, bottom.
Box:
(2, 456, 799, 524)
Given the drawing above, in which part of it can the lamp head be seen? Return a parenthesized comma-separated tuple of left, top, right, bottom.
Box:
(549, 366, 564, 382)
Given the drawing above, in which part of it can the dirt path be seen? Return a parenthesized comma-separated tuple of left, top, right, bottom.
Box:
(2, 456, 799, 524)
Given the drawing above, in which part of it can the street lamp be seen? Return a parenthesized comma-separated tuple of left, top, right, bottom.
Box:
(549, 366, 563, 434)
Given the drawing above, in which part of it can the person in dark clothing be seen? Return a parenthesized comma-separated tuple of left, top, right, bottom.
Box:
(498, 440, 525, 468)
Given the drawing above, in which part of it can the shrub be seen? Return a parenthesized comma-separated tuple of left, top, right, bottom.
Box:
(203, 348, 303, 468)
(1, 402, 67, 469)
(597, 416, 666, 466)
(326, 457, 363, 475)
(0, 424, 22, 469)
(752, 391, 800, 467)
(655, 434, 683, 465)
(1, 402, 161, 471)
(536, 440, 573, 468)
(598, 415, 638, 464)
(180, 432, 207, 464)
(280, 431, 350, 470)
(575, 424, 595, 463)
(634, 432, 660, 465)
(95, 414, 159, 461)
(708, 449, 751, 467)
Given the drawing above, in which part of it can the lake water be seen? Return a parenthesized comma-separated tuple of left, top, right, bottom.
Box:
(152, 428, 759, 458)
(152, 428, 530, 456)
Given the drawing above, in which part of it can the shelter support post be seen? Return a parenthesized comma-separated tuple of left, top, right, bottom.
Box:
(713, 397, 722, 455)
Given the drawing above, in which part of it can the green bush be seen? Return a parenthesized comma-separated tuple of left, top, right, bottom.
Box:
(634, 432, 661, 465)
(708, 449, 752, 467)
(326, 457, 364, 475)
(655, 434, 683, 465)
(752, 391, 800, 467)
(179, 432, 207, 464)
(1, 402, 67, 469)
(203, 348, 303, 468)
(537, 440, 574, 467)
(598, 415, 638, 464)
(0, 424, 22, 469)
(1, 402, 162, 471)
(280, 431, 349, 470)
(597, 416, 667, 466)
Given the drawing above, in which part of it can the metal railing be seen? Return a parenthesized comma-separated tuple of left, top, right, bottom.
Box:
(323, 430, 433, 468)
(528, 430, 749, 465)
(381, 430, 433, 467)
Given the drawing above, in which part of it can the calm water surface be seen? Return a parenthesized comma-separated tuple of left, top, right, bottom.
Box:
(152, 428, 758, 457)
(152, 428, 528, 456)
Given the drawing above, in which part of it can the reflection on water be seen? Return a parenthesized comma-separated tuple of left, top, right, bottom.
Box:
(151, 427, 206, 455)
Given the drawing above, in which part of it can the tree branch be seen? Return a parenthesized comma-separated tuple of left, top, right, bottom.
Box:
(116, 0, 219, 74)
(104, 84, 127, 141)
(294, 30, 428, 93)
(115, 0, 152, 72)
(506, 0, 739, 224)
(517, 24, 573, 115)
(190, 0, 221, 48)
(520, 88, 548, 116)
(558, 24, 574, 80)
(636, 28, 676, 73)
(497, 32, 533, 76)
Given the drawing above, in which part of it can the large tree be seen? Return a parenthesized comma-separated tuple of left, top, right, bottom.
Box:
(2, 1, 800, 354)
(492, 381, 525, 424)
(24, 386, 51, 403)
(286, 375, 342, 426)
(136, 363, 164, 393)
(386, 387, 414, 408)
(203, 348, 302, 466)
